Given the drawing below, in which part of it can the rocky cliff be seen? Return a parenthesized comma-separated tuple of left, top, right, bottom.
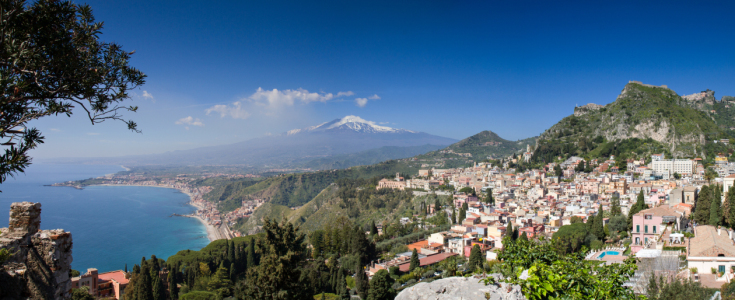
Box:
(395, 275, 526, 300)
(536, 81, 724, 158)
(0, 202, 73, 300)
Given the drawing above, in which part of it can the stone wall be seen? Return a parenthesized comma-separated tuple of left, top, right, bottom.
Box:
(0, 202, 73, 300)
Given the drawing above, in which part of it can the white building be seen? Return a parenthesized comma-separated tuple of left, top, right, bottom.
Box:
(651, 159, 695, 178)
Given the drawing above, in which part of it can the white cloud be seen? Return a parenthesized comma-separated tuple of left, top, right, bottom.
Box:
(247, 88, 354, 109)
(355, 98, 369, 108)
(49, 128, 61, 132)
(368, 94, 381, 100)
(142, 90, 155, 102)
(205, 101, 250, 119)
(175, 116, 205, 127)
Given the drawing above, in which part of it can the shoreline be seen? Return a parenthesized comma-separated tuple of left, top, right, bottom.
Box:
(89, 184, 219, 242)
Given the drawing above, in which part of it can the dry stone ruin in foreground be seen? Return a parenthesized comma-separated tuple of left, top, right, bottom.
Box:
(0, 202, 73, 300)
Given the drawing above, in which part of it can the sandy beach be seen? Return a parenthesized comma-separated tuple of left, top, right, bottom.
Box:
(191, 215, 221, 242)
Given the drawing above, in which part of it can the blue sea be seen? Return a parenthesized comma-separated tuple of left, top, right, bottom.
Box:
(0, 164, 210, 273)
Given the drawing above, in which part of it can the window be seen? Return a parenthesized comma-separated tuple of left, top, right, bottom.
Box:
(637, 225, 640, 233)
(720, 265, 726, 273)
(653, 226, 657, 233)
(645, 225, 648, 233)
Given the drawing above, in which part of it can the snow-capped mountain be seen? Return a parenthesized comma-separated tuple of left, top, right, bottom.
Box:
(287, 115, 416, 135)
(61, 116, 457, 169)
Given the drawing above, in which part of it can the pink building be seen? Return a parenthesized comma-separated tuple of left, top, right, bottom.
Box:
(630, 206, 683, 254)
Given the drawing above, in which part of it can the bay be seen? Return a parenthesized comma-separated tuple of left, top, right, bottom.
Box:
(0, 163, 210, 273)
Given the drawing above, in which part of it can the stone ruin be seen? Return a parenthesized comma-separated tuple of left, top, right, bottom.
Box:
(0, 202, 73, 300)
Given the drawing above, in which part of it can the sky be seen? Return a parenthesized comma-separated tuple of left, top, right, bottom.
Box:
(29, 0, 735, 159)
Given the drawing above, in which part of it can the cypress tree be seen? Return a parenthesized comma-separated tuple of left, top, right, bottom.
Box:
(355, 266, 369, 300)
(452, 205, 457, 224)
(459, 208, 466, 223)
(339, 284, 350, 300)
(133, 264, 141, 274)
(610, 196, 621, 217)
(137, 266, 153, 300)
(370, 220, 378, 235)
(367, 269, 395, 300)
(728, 186, 735, 228)
(247, 242, 255, 269)
(468, 244, 484, 272)
(506, 222, 514, 241)
(168, 269, 178, 300)
(151, 269, 165, 300)
(230, 262, 236, 281)
(228, 239, 235, 265)
(485, 188, 494, 205)
(518, 232, 529, 242)
(409, 249, 420, 272)
(695, 185, 712, 224)
(125, 263, 128, 273)
(628, 191, 647, 230)
(594, 211, 605, 241)
(710, 192, 722, 226)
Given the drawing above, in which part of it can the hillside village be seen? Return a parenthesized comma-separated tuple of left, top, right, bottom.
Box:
(370, 150, 735, 291)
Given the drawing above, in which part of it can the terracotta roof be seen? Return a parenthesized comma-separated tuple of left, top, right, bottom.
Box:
(398, 252, 458, 272)
(407, 240, 429, 251)
(98, 270, 129, 285)
(634, 205, 681, 217)
(689, 225, 735, 257)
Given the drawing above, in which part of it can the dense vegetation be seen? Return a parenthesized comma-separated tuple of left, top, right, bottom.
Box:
(205, 160, 420, 212)
(415, 131, 535, 166)
(534, 82, 735, 162)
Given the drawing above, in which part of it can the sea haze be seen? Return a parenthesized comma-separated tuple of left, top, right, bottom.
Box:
(0, 164, 210, 273)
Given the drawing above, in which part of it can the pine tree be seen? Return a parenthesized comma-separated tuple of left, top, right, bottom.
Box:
(409, 249, 420, 272)
(710, 192, 722, 226)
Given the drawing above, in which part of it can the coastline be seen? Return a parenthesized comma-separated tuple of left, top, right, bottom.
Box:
(89, 183, 219, 242)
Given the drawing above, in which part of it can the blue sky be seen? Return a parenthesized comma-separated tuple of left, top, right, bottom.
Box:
(31, 0, 735, 159)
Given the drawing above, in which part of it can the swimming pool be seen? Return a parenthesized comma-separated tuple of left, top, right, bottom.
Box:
(598, 251, 620, 259)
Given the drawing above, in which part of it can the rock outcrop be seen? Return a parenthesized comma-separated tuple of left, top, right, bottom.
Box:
(0, 202, 73, 300)
(395, 275, 526, 300)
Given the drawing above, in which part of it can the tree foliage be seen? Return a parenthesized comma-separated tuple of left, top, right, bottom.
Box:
(0, 0, 145, 184)
(486, 236, 639, 299)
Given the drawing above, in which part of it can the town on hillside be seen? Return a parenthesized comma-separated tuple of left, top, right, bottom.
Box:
(370, 151, 735, 291)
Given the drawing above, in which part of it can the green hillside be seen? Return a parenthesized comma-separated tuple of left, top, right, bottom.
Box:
(204, 159, 421, 213)
(533, 82, 733, 162)
(414, 131, 536, 168)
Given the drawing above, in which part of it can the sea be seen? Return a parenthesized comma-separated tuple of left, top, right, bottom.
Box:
(0, 163, 210, 273)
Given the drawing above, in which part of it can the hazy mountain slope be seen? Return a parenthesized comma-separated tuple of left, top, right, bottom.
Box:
(299, 144, 446, 170)
(50, 116, 457, 169)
